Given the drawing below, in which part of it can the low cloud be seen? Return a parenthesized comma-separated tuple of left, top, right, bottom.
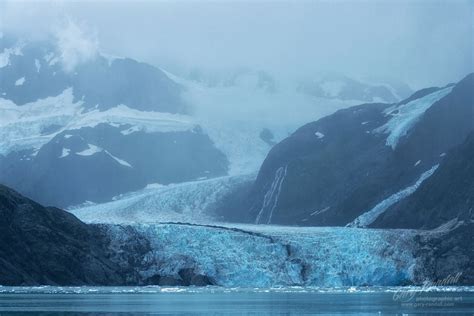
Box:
(54, 18, 99, 72)
(0, 0, 472, 88)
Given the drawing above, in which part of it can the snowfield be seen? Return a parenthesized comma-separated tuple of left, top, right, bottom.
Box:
(0, 88, 195, 155)
(374, 86, 453, 149)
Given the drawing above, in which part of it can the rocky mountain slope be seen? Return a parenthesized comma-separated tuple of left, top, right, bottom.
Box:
(0, 184, 121, 285)
(229, 74, 473, 226)
(0, 36, 228, 207)
(372, 132, 474, 229)
(1, 35, 411, 210)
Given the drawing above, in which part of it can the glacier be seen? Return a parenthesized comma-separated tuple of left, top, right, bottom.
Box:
(374, 86, 453, 149)
(161, 68, 361, 175)
(103, 223, 418, 287)
(69, 174, 254, 224)
(348, 164, 439, 228)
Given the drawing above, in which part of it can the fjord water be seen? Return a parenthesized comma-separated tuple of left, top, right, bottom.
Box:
(0, 287, 473, 315)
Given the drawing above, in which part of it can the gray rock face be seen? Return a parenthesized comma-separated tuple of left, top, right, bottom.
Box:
(234, 74, 473, 226)
(413, 222, 474, 285)
(373, 132, 474, 229)
(0, 185, 216, 286)
(0, 184, 123, 285)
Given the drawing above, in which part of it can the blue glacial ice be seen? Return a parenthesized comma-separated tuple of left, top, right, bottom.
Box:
(103, 223, 418, 287)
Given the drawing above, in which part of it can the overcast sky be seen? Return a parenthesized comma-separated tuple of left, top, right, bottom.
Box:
(1, 0, 472, 89)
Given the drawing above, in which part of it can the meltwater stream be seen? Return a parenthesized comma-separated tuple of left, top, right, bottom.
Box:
(0, 286, 473, 315)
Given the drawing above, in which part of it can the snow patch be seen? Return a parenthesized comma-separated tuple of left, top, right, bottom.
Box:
(76, 143, 102, 156)
(14, 77, 25, 86)
(314, 131, 325, 139)
(59, 148, 70, 158)
(0, 45, 22, 68)
(76, 143, 132, 168)
(107, 152, 132, 168)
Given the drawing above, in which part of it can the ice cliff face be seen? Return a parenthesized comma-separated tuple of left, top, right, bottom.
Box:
(102, 223, 418, 287)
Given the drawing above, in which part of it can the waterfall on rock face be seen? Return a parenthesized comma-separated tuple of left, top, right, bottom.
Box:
(255, 165, 287, 224)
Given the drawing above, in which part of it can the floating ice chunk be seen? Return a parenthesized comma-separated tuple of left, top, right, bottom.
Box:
(361, 121, 369, 125)
(315, 131, 325, 139)
(348, 164, 439, 228)
(59, 148, 70, 158)
(64, 134, 73, 139)
(439, 152, 446, 157)
(15, 77, 25, 86)
(374, 86, 453, 149)
(414, 160, 421, 167)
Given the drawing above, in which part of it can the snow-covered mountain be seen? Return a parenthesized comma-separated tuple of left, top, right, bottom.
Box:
(228, 73, 473, 227)
(1, 35, 409, 210)
(0, 36, 229, 207)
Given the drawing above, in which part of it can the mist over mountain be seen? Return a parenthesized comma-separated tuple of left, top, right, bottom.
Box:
(0, 0, 473, 294)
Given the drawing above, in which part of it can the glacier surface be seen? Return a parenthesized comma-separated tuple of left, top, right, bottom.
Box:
(374, 86, 453, 149)
(70, 174, 254, 224)
(103, 223, 418, 287)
